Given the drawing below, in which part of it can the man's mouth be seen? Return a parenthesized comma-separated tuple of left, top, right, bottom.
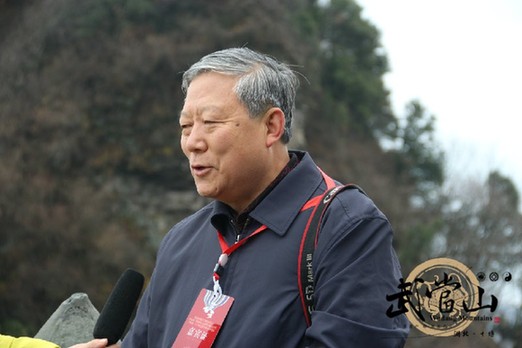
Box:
(191, 165, 212, 176)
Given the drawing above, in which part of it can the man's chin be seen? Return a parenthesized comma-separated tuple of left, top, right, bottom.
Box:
(195, 186, 217, 199)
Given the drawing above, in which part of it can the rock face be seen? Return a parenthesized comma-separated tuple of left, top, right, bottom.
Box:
(35, 293, 99, 348)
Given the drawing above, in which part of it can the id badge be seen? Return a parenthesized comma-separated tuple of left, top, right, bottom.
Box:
(171, 288, 234, 348)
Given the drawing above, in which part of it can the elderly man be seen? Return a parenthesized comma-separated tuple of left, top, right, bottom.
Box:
(74, 47, 409, 348)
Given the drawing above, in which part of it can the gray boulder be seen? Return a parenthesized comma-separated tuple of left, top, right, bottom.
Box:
(35, 293, 99, 348)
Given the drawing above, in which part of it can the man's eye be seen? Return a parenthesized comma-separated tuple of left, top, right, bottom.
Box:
(180, 124, 192, 135)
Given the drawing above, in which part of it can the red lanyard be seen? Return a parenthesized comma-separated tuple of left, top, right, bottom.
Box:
(217, 224, 267, 258)
(212, 167, 336, 282)
(213, 224, 268, 280)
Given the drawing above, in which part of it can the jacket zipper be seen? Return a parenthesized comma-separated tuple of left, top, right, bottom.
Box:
(234, 217, 250, 243)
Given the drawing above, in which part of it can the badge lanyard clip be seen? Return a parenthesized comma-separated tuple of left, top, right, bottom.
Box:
(211, 253, 229, 300)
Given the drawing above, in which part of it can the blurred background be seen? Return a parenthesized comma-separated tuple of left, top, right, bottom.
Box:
(0, 0, 520, 347)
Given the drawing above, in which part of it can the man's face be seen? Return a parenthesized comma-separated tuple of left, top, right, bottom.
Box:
(179, 72, 273, 211)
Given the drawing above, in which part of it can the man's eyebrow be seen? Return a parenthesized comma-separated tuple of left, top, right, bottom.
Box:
(179, 106, 223, 119)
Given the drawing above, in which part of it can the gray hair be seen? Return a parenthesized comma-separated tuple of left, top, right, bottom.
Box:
(181, 47, 299, 144)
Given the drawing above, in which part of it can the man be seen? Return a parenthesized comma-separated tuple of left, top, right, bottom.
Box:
(76, 47, 409, 347)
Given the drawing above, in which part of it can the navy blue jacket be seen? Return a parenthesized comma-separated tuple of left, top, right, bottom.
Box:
(122, 151, 409, 347)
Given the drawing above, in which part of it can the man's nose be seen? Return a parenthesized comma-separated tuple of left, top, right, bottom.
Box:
(184, 124, 208, 153)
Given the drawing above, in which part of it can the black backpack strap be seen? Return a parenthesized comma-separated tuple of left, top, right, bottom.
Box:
(298, 184, 363, 328)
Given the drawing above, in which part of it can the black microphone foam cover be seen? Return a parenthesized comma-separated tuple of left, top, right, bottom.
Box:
(93, 268, 145, 345)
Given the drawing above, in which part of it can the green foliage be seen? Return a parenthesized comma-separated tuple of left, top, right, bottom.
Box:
(315, 0, 393, 138)
(488, 170, 520, 211)
(398, 217, 444, 274)
(439, 171, 522, 272)
(394, 100, 445, 194)
(382, 100, 446, 272)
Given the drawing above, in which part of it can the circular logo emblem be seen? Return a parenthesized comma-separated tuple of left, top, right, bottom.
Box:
(477, 272, 486, 281)
(404, 258, 480, 336)
(489, 272, 499, 282)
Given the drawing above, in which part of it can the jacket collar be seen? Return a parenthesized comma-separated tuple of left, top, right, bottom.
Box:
(211, 150, 324, 236)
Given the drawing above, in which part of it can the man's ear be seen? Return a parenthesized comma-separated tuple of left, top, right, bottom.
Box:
(264, 107, 286, 147)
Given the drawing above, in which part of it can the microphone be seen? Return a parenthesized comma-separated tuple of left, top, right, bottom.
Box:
(93, 268, 145, 345)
